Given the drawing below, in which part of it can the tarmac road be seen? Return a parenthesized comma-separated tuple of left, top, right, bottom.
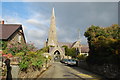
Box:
(37, 62, 103, 80)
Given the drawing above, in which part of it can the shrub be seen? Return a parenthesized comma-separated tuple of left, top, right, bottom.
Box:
(84, 24, 120, 65)
(0, 41, 7, 50)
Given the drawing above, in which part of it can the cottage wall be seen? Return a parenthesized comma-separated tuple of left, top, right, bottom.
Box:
(7, 29, 25, 45)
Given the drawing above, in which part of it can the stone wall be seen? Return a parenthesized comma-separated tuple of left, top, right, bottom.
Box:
(78, 61, 120, 79)
(7, 29, 25, 45)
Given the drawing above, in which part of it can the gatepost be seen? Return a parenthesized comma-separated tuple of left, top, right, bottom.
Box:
(10, 57, 20, 80)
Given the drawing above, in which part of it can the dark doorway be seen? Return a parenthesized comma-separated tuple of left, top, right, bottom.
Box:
(54, 50, 61, 62)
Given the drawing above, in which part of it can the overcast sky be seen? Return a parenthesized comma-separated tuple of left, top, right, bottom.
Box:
(1, 2, 118, 48)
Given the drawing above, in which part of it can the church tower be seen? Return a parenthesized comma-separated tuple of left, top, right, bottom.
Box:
(45, 8, 65, 61)
(48, 8, 58, 46)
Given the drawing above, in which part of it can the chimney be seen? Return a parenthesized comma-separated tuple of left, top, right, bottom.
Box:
(1, 20, 4, 24)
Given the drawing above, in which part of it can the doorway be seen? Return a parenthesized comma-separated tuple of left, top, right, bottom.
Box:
(54, 50, 61, 62)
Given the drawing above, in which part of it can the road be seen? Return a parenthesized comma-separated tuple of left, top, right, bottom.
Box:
(37, 62, 103, 80)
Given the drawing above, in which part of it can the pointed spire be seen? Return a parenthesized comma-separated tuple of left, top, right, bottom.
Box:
(48, 8, 57, 46)
(52, 8, 55, 17)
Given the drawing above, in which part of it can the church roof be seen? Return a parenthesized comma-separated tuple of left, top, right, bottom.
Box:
(81, 45, 89, 53)
(58, 42, 89, 53)
(58, 42, 73, 48)
(49, 47, 54, 52)
(71, 41, 80, 48)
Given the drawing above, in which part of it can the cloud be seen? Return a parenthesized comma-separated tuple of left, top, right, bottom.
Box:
(26, 19, 49, 27)
(28, 2, 117, 48)
(26, 19, 41, 26)
(25, 10, 50, 29)
(2, 2, 118, 49)
(28, 29, 46, 38)
(24, 18, 49, 48)
(27, 29, 47, 48)
(0, 16, 3, 20)
(3, 12, 49, 48)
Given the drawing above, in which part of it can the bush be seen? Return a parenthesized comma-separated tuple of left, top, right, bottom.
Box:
(77, 54, 87, 61)
(84, 24, 120, 65)
(62, 45, 77, 58)
(2, 41, 46, 72)
(6, 41, 37, 55)
(84, 24, 120, 78)
(18, 48, 46, 72)
(0, 41, 7, 50)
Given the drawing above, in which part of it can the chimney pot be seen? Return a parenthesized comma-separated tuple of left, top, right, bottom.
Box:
(1, 20, 4, 24)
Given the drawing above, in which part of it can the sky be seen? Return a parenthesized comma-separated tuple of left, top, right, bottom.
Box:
(1, 2, 118, 49)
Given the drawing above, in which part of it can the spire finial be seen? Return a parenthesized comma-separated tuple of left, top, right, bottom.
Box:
(52, 8, 55, 17)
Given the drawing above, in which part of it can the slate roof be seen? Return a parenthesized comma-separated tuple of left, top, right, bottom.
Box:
(81, 45, 89, 53)
(0, 24, 22, 40)
(58, 42, 89, 53)
(49, 47, 54, 52)
(58, 42, 73, 48)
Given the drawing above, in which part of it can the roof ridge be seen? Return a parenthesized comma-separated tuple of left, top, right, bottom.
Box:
(1, 24, 22, 26)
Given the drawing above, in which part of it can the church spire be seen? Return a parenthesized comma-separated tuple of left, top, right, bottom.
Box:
(48, 8, 58, 46)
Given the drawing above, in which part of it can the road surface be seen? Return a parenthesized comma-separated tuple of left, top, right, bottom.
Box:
(37, 62, 103, 80)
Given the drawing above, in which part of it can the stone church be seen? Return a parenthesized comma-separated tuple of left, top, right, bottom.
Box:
(45, 8, 89, 61)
